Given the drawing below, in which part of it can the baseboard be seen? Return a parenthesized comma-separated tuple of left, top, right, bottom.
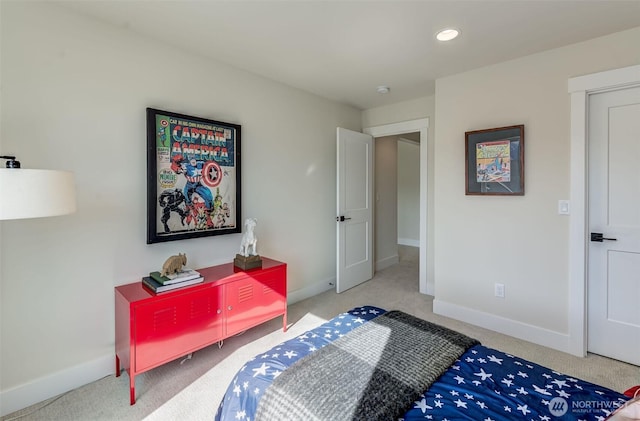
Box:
(433, 299, 571, 354)
(287, 276, 334, 305)
(0, 354, 113, 417)
(375, 254, 399, 271)
(398, 238, 419, 247)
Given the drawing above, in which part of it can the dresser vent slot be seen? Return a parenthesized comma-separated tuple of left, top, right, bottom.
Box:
(237, 284, 253, 302)
(190, 296, 212, 319)
(153, 307, 177, 331)
(262, 278, 277, 294)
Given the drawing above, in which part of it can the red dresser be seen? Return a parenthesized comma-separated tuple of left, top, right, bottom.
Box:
(115, 257, 287, 404)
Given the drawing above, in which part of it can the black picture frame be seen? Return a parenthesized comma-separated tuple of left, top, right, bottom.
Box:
(465, 125, 524, 196)
(146, 108, 241, 244)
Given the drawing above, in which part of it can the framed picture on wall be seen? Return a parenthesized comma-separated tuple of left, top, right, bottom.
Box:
(465, 125, 524, 196)
(146, 108, 241, 244)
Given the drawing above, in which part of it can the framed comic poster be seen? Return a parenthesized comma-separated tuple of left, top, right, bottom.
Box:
(465, 125, 524, 196)
(146, 108, 241, 244)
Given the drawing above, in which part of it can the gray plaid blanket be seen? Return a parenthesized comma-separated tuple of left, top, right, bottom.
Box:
(255, 310, 479, 421)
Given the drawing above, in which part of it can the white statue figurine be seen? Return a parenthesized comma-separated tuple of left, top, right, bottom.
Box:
(239, 218, 258, 257)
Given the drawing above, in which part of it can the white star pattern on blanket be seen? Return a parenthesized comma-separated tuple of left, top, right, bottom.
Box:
(401, 344, 628, 421)
(216, 307, 386, 421)
(215, 306, 629, 421)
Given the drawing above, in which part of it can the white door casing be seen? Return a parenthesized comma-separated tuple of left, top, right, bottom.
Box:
(587, 86, 640, 365)
(336, 127, 374, 293)
(568, 64, 640, 358)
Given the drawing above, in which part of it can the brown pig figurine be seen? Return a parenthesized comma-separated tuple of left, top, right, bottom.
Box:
(161, 253, 187, 277)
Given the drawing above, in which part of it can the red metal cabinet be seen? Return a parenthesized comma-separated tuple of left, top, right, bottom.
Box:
(115, 258, 286, 404)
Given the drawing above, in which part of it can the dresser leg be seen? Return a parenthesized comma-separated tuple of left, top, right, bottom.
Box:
(130, 375, 136, 405)
(283, 311, 288, 332)
(115, 355, 121, 376)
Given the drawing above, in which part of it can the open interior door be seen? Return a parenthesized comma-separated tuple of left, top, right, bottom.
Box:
(336, 127, 374, 293)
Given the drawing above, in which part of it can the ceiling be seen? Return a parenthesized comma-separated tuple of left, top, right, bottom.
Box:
(55, 1, 640, 110)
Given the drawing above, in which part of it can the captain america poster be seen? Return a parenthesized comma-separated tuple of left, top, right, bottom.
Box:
(146, 108, 241, 244)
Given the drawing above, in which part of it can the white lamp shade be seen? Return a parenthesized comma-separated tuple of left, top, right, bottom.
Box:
(0, 169, 77, 220)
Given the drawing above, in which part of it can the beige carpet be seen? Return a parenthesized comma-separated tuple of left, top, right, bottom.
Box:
(4, 246, 639, 420)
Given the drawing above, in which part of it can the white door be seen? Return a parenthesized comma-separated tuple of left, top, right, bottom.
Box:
(336, 127, 374, 293)
(587, 85, 640, 365)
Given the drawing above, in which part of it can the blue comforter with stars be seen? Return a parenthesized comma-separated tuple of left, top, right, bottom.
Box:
(215, 306, 628, 421)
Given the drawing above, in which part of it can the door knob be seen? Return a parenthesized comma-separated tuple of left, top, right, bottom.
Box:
(590, 232, 617, 242)
(336, 216, 352, 222)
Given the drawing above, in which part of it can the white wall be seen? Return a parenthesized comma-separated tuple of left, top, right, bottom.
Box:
(433, 27, 640, 351)
(374, 136, 398, 270)
(0, 2, 361, 414)
(397, 140, 420, 246)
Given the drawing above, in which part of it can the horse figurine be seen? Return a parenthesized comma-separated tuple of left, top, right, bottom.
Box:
(239, 218, 258, 257)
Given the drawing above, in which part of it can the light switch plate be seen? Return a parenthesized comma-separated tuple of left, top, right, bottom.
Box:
(558, 200, 570, 215)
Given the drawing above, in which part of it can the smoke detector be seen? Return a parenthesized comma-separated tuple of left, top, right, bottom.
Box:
(376, 86, 390, 94)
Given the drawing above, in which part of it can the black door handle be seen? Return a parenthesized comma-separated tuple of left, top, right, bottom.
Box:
(336, 216, 352, 222)
(590, 232, 617, 242)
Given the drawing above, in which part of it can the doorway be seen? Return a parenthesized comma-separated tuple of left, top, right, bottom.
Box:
(373, 134, 420, 272)
(567, 64, 640, 358)
(364, 118, 431, 295)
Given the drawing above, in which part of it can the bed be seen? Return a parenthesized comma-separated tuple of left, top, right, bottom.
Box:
(215, 306, 633, 421)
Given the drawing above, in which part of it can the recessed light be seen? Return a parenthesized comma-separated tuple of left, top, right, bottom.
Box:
(436, 28, 459, 42)
(376, 85, 390, 94)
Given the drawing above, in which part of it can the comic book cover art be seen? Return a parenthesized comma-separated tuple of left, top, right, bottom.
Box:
(150, 110, 239, 241)
(475, 140, 511, 183)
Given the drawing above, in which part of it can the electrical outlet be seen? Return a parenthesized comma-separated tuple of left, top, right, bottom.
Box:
(495, 283, 505, 298)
